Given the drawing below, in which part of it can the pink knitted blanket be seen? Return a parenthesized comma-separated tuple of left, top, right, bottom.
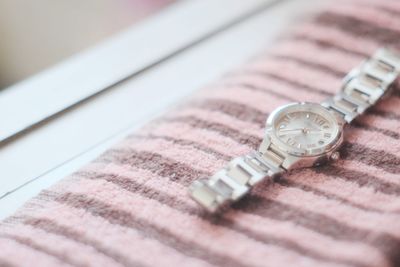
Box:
(1, 0, 400, 266)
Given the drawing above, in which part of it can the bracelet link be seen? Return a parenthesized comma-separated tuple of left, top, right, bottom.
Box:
(343, 77, 384, 105)
(189, 149, 283, 212)
(374, 48, 400, 74)
(322, 95, 359, 123)
(189, 179, 222, 212)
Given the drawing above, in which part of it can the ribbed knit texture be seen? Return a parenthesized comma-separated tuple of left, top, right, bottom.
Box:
(1, 0, 400, 266)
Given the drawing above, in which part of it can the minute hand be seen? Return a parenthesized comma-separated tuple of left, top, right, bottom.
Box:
(279, 128, 303, 133)
(278, 128, 303, 136)
(278, 128, 321, 136)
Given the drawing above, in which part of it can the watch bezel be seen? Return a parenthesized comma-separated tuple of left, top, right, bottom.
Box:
(266, 102, 343, 157)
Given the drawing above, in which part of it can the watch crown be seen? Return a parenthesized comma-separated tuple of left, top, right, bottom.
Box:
(330, 151, 340, 161)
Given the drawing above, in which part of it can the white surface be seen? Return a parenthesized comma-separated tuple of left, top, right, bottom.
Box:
(0, 0, 319, 219)
(0, 0, 277, 143)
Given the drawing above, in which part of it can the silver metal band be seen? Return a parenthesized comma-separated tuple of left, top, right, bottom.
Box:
(189, 47, 400, 212)
(189, 149, 284, 212)
(322, 48, 400, 123)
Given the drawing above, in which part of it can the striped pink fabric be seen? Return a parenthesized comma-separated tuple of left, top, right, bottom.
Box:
(1, 0, 400, 266)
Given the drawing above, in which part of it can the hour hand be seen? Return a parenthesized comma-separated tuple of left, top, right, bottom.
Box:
(278, 128, 303, 136)
(278, 128, 321, 137)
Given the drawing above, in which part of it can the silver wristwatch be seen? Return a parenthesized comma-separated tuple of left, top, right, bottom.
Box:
(189, 48, 400, 212)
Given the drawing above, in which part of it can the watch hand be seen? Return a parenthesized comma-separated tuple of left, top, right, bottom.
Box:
(278, 128, 303, 133)
(278, 129, 303, 136)
(280, 127, 321, 133)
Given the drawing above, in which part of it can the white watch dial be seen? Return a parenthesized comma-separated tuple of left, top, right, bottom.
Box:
(267, 102, 342, 156)
(276, 111, 333, 149)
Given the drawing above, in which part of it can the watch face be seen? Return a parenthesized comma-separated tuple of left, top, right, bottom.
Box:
(267, 102, 342, 156)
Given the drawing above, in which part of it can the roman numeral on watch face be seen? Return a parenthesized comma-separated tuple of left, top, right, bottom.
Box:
(275, 109, 336, 152)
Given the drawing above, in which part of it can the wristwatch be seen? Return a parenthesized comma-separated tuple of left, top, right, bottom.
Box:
(189, 48, 400, 212)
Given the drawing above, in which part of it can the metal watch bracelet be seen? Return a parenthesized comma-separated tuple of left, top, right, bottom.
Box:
(189, 48, 400, 213)
(322, 48, 400, 123)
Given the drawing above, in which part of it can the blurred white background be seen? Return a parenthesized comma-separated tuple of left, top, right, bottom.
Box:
(0, 0, 175, 89)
